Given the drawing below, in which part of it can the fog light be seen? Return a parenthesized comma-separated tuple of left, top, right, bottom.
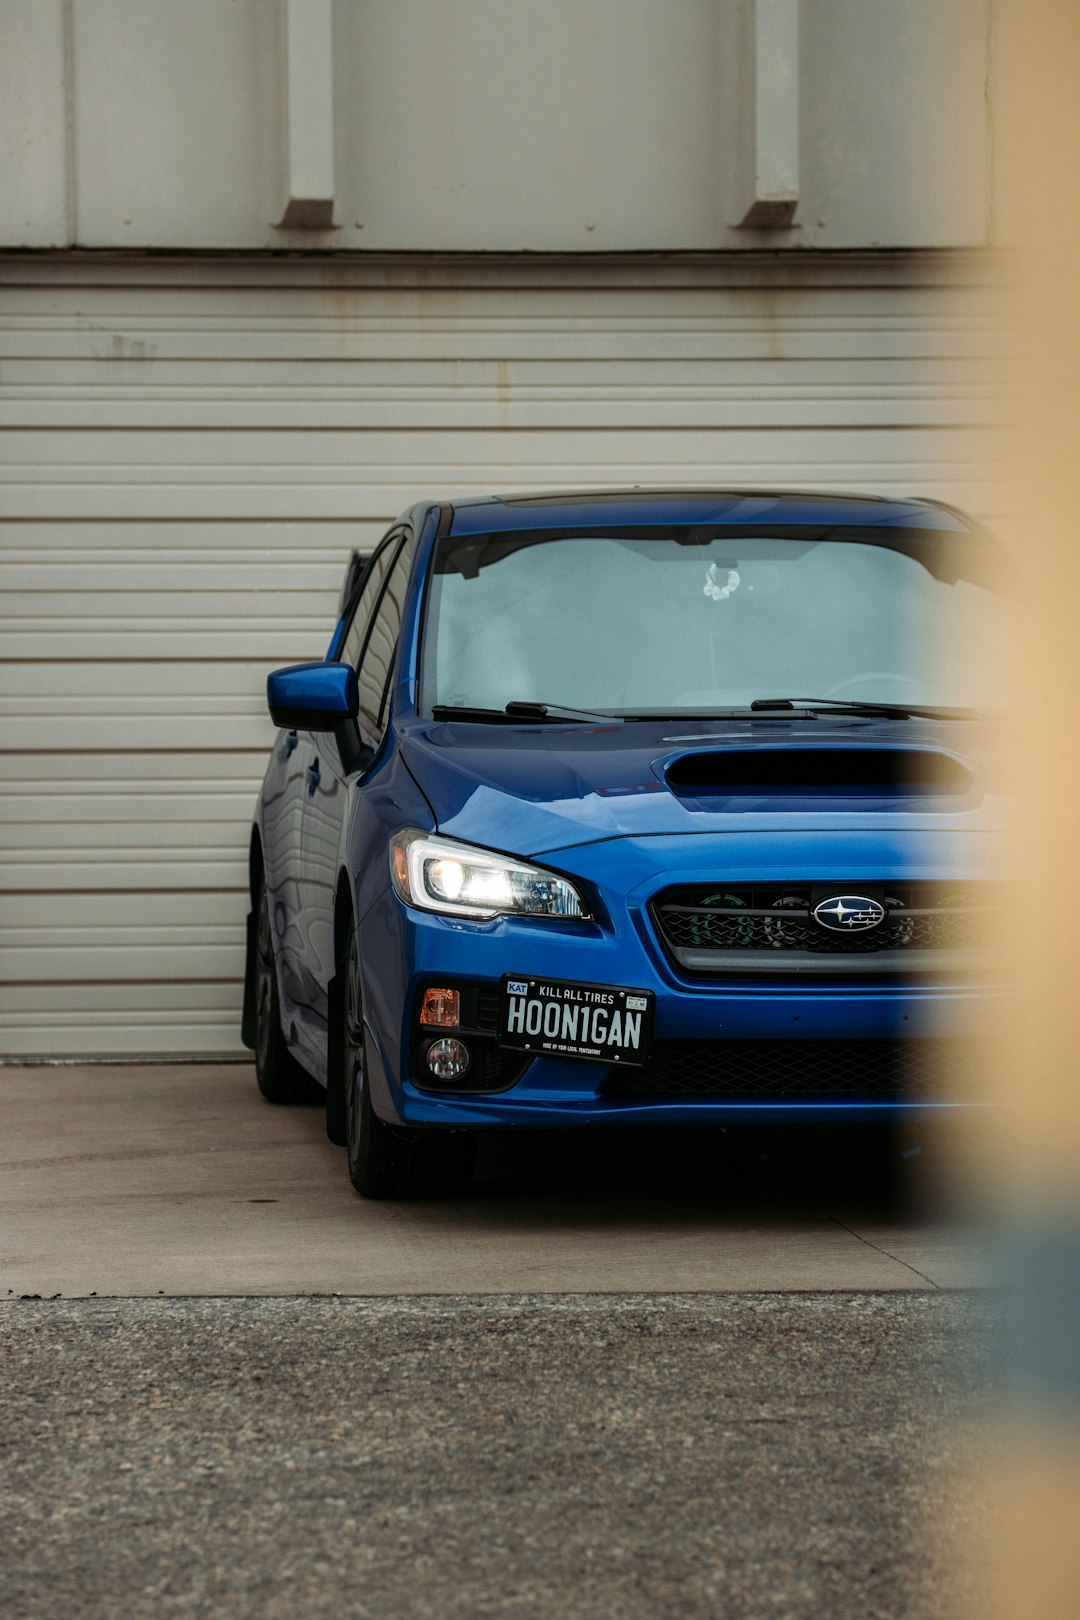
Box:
(420, 987, 460, 1027)
(426, 1038, 471, 1082)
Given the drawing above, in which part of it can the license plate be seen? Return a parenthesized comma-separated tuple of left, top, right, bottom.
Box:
(499, 976, 654, 1067)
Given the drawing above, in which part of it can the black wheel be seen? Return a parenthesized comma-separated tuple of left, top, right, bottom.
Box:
(342, 928, 475, 1199)
(253, 888, 319, 1104)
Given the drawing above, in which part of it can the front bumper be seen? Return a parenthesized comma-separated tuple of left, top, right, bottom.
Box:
(357, 828, 998, 1130)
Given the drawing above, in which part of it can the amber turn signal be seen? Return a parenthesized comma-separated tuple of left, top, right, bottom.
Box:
(419, 987, 461, 1027)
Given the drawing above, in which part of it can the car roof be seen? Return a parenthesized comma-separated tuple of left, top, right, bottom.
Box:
(445, 488, 973, 537)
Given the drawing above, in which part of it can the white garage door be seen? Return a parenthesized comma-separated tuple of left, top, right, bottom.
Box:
(0, 253, 1004, 1057)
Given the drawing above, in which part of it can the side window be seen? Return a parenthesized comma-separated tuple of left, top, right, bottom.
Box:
(338, 537, 398, 671)
(356, 536, 416, 739)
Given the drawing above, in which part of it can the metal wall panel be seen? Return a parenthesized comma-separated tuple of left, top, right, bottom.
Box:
(0, 0, 991, 251)
(0, 253, 1005, 1056)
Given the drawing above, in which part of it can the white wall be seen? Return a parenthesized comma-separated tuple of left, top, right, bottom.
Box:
(0, 0, 69, 247)
(0, 0, 991, 252)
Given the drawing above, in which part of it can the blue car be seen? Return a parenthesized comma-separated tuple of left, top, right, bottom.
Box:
(243, 490, 1004, 1197)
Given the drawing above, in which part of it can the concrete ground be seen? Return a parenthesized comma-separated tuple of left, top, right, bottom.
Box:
(0, 1063, 986, 1297)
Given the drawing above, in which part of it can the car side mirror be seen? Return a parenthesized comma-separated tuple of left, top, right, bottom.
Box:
(267, 662, 358, 729)
(266, 662, 372, 774)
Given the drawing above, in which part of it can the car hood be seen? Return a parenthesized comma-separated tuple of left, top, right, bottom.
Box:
(399, 714, 1002, 858)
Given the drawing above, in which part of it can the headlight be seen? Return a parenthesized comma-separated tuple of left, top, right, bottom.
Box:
(389, 829, 590, 921)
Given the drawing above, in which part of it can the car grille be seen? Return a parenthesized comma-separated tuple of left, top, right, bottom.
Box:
(649, 881, 996, 977)
(606, 1039, 977, 1101)
(477, 987, 501, 1030)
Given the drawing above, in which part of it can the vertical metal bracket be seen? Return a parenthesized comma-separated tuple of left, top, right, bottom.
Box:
(738, 0, 800, 230)
(274, 0, 337, 231)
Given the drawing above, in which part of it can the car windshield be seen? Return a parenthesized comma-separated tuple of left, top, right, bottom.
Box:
(421, 527, 1010, 716)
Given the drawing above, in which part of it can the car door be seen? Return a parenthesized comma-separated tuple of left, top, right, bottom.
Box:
(293, 530, 412, 1058)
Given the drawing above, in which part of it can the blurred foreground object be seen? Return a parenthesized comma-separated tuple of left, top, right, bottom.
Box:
(987, 2, 1080, 1615)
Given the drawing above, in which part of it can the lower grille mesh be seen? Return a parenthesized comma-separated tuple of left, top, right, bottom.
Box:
(606, 1039, 977, 1101)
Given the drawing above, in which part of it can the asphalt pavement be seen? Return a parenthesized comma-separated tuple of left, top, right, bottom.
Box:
(0, 1292, 989, 1620)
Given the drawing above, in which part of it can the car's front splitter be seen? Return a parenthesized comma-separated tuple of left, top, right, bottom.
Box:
(376, 1054, 988, 1131)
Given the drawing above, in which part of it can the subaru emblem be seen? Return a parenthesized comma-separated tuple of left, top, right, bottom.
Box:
(813, 895, 886, 932)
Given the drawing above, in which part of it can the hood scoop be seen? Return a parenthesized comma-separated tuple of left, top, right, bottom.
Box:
(660, 746, 978, 810)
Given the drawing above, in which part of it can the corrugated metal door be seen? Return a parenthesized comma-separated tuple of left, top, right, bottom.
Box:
(0, 253, 1004, 1057)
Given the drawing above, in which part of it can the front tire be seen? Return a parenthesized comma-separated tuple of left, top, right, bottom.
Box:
(253, 888, 319, 1104)
(342, 928, 475, 1199)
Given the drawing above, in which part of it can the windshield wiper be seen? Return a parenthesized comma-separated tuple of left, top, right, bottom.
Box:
(430, 701, 618, 724)
(505, 700, 619, 723)
(431, 697, 980, 724)
(749, 697, 980, 720)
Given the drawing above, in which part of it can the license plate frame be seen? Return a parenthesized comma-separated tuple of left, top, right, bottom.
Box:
(498, 975, 654, 1067)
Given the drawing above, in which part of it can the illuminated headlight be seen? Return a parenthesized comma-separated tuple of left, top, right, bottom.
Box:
(389, 830, 590, 921)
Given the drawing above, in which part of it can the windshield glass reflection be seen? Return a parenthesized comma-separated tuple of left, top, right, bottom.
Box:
(423, 529, 1009, 716)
